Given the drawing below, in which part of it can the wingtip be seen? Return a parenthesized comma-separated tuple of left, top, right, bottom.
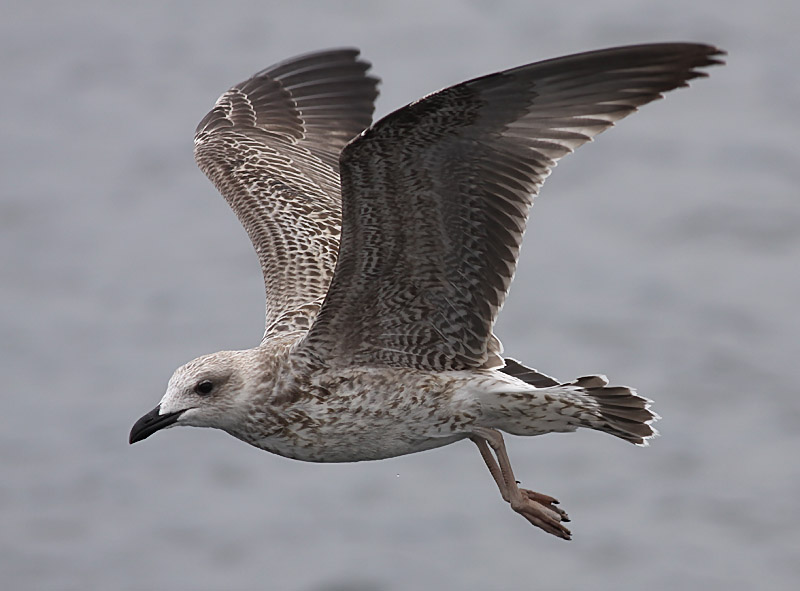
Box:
(683, 43, 727, 73)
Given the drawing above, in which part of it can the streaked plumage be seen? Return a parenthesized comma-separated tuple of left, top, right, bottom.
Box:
(194, 50, 379, 335)
(131, 44, 724, 539)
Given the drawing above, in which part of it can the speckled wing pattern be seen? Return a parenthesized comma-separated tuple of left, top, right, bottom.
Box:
(194, 49, 379, 337)
(300, 44, 724, 371)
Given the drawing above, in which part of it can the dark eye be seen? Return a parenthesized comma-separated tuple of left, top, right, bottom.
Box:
(194, 380, 214, 395)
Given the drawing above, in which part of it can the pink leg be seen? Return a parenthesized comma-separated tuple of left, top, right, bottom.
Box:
(470, 427, 571, 540)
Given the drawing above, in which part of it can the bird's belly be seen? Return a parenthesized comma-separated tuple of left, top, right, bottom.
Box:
(255, 430, 469, 463)
(249, 367, 483, 463)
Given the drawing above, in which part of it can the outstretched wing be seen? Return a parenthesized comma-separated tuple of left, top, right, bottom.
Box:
(194, 49, 379, 337)
(299, 43, 724, 370)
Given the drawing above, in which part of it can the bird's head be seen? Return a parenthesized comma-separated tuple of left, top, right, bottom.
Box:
(129, 349, 260, 444)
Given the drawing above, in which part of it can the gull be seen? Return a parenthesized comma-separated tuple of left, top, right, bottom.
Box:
(130, 43, 723, 539)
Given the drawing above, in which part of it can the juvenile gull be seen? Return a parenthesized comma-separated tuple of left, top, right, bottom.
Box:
(130, 44, 724, 539)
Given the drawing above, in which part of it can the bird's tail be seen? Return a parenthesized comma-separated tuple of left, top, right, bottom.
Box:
(563, 374, 659, 445)
(499, 358, 659, 445)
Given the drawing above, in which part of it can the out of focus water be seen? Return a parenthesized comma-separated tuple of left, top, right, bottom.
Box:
(2, 1, 798, 589)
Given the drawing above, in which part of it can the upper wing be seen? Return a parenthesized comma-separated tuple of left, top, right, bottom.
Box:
(298, 43, 724, 370)
(194, 49, 379, 337)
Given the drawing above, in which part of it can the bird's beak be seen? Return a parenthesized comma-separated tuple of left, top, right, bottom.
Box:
(129, 406, 185, 444)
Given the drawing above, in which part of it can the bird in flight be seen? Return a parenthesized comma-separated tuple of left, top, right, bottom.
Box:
(130, 43, 723, 539)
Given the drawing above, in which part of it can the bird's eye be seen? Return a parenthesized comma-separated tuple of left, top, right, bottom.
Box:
(194, 380, 214, 395)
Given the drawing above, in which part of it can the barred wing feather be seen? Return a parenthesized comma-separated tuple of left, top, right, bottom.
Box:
(300, 43, 723, 370)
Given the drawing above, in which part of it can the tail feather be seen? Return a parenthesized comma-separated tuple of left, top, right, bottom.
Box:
(573, 375, 609, 388)
(566, 377, 659, 445)
(502, 358, 659, 446)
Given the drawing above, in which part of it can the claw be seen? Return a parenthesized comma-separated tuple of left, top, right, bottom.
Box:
(511, 488, 572, 539)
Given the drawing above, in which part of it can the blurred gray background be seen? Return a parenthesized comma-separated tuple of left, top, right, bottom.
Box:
(2, 0, 798, 589)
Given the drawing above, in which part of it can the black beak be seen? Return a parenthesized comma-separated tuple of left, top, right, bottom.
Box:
(129, 406, 185, 444)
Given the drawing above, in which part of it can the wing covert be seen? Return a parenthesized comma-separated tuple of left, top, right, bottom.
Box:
(193, 49, 379, 337)
(299, 43, 724, 370)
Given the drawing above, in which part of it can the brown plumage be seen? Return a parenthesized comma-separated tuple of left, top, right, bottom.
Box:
(131, 44, 724, 540)
(194, 49, 379, 335)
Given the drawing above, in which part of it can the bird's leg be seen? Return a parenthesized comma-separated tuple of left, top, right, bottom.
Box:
(470, 427, 572, 540)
